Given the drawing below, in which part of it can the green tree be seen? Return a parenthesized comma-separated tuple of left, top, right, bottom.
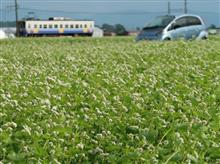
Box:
(102, 24, 115, 33)
(208, 24, 216, 29)
(114, 24, 128, 36)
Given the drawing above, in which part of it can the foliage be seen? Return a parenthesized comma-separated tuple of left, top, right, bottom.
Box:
(102, 24, 115, 33)
(0, 21, 16, 28)
(114, 24, 128, 36)
(0, 36, 220, 163)
(102, 24, 128, 35)
(208, 24, 216, 29)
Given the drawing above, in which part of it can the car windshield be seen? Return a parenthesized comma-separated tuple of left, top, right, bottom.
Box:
(143, 16, 175, 29)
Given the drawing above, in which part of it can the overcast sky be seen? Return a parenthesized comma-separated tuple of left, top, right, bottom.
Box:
(1, 0, 219, 29)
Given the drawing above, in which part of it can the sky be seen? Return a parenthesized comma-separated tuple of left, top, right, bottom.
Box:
(0, 0, 220, 29)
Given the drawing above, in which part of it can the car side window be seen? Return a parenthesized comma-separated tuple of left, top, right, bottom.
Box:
(186, 16, 202, 26)
(173, 17, 187, 29)
(168, 17, 187, 31)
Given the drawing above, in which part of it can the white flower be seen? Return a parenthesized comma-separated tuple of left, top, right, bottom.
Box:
(41, 99, 51, 106)
(76, 143, 84, 150)
(23, 125, 31, 135)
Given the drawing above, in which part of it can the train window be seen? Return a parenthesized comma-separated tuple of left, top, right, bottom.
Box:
(65, 24, 69, 28)
(70, 25, 74, 28)
(84, 24, 87, 28)
(76, 24, 79, 28)
(44, 24, 47, 29)
(39, 24, 42, 28)
(34, 24, 38, 28)
(54, 24, 58, 28)
(28, 24, 31, 28)
(60, 24, 63, 28)
(80, 24, 83, 28)
(90, 24, 93, 28)
(49, 24, 53, 29)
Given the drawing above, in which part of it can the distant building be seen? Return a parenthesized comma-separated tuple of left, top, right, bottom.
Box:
(208, 27, 220, 35)
(1, 27, 16, 35)
(0, 28, 16, 39)
(103, 31, 116, 36)
(209, 29, 217, 35)
(0, 29, 7, 39)
(128, 31, 139, 36)
(92, 27, 103, 37)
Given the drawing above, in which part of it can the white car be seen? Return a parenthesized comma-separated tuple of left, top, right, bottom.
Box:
(136, 14, 208, 41)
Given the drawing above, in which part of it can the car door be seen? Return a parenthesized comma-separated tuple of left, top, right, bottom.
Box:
(185, 16, 203, 39)
(168, 17, 188, 40)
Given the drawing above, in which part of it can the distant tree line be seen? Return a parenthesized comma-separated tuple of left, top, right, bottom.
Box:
(208, 24, 217, 29)
(101, 24, 128, 36)
(0, 21, 16, 27)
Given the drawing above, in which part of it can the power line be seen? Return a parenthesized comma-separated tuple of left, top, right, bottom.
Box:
(1, 6, 218, 15)
(1, 0, 216, 2)
(18, 7, 219, 14)
(18, 7, 167, 14)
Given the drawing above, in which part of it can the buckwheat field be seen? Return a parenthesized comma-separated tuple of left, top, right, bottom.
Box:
(0, 37, 220, 163)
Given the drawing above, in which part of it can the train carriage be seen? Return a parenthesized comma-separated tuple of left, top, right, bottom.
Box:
(17, 17, 95, 37)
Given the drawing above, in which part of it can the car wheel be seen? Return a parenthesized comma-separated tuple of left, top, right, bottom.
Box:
(163, 37, 171, 41)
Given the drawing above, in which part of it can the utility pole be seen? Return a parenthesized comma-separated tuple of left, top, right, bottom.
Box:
(168, 1, 171, 15)
(15, 0, 19, 36)
(184, 0, 187, 14)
